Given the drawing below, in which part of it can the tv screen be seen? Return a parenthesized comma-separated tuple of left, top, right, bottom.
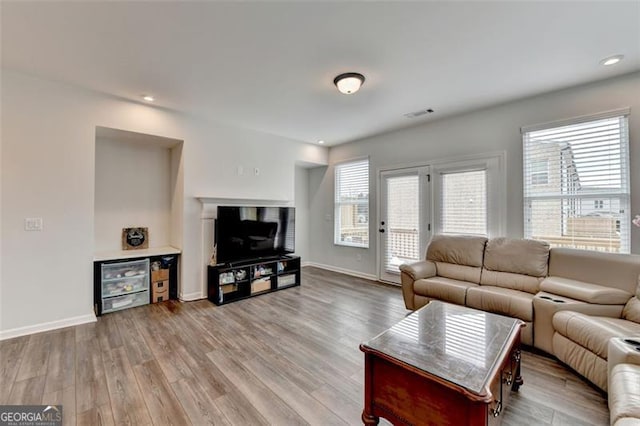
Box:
(216, 206, 295, 263)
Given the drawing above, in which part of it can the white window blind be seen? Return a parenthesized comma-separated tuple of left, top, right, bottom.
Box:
(335, 159, 369, 247)
(384, 175, 420, 272)
(523, 113, 630, 253)
(441, 170, 487, 235)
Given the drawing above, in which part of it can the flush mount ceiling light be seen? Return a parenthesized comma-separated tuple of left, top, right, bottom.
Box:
(317, 140, 325, 144)
(142, 95, 155, 102)
(333, 72, 365, 95)
(600, 55, 624, 66)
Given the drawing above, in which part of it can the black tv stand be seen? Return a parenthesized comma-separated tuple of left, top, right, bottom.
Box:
(207, 255, 300, 305)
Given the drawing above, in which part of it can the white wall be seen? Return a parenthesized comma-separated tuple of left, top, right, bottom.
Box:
(0, 70, 328, 335)
(294, 166, 310, 262)
(309, 72, 640, 277)
(94, 138, 172, 252)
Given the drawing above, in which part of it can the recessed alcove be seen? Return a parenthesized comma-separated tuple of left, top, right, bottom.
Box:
(93, 126, 184, 258)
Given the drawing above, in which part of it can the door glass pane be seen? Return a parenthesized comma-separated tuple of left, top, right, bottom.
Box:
(385, 175, 420, 273)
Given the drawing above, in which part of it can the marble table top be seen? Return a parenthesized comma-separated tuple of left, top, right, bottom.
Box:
(361, 301, 523, 396)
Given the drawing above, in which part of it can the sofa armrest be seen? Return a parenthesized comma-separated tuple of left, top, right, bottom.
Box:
(541, 276, 632, 305)
(399, 260, 436, 281)
(399, 261, 436, 310)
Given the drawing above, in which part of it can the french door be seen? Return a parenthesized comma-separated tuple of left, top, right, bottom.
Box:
(378, 167, 431, 283)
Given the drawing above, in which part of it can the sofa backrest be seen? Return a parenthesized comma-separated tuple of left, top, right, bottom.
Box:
(426, 235, 487, 283)
(548, 248, 640, 295)
(480, 238, 550, 294)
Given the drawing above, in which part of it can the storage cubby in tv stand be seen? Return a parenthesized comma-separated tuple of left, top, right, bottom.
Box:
(208, 255, 301, 305)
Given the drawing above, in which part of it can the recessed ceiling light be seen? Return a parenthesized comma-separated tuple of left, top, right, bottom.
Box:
(600, 55, 624, 66)
(333, 73, 365, 95)
(142, 95, 155, 102)
(317, 140, 325, 144)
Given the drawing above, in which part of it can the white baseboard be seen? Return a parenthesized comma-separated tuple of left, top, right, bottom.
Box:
(0, 313, 97, 341)
(180, 291, 206, 302)
(303, 262, 378, 281)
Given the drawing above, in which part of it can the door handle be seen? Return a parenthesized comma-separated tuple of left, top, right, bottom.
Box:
(378, 229, 385, 233)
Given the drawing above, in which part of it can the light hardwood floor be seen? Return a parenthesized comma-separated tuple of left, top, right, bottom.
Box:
(1, 267, 609, 425)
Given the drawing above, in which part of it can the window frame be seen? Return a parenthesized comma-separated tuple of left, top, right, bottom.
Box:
(521, 109, 631, 253)
(431, 152, 506, 238)
(334, 157, 370, 248)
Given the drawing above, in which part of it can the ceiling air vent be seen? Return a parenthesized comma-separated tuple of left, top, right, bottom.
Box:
(404, 108, 434, 119)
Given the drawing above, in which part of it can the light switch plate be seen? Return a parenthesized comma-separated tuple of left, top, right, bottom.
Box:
(25, 217, 43, 231)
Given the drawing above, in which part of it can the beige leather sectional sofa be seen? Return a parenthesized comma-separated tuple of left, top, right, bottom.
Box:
(400, 235, 640, 425)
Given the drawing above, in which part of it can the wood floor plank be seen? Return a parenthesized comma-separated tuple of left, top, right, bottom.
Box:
(0, 266, 611, 425)
(96, 312, 123, 352)
(206, 349, 309, 425)
(311, 383, 364, 425)
(101, 347, 153, 426)
(214, 394, 270, 426)
(132, 360, 191, 425)
(170, 378, 232, 426)
(43, 385, 76, 426)
(75, 334, 110, 414)
(7, 375, 46, 405)
(76, 404, 115, 426)
(114, 310, 154, 366)
(242, 356, 348, 425)
(44, 328, 76, 394)
(0, 335, 29, 403)
(15, 332, 51, 381)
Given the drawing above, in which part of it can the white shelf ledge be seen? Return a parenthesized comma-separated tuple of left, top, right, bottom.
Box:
(94, 245, 181, 262)
(196, 197, 291, 206)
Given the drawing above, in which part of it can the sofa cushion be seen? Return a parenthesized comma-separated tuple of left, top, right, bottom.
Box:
(480, 270, 543, 294)
(548, 248, 640, 295)
(552, 311, 640, 359)
(541, 276, 632, 305)
(483, 237, 550, 277)
(609, 363, 640, 426)
(465, 286, 534, 322)
(623, 297, 640, 324)
(435, 262, 482, 284)
(414, 277, 478, 306)
(426, 235, 487, 267)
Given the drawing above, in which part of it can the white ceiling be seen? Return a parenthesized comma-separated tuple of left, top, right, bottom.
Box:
(2, 1, 639, 146)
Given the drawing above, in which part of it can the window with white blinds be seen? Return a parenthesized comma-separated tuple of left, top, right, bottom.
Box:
(335, 159, 369, 248)
(441, 170, 488, 235)
(523, 112, 630, 253)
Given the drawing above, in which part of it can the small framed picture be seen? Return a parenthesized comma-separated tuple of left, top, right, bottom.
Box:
(122, 227, 149, 250)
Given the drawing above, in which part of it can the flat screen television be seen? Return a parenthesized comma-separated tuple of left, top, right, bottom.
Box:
(216, 206, 295, 264)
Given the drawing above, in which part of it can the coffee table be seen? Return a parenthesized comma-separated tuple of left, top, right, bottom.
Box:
(360, 301, 524, 425)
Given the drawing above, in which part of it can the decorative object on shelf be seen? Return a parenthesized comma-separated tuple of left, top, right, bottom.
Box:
(633, 214, 640, 228)
(209, 244, 217, 266)
(122, 227, 149, 250)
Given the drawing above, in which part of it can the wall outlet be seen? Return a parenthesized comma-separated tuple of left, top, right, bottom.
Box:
(25, 217, 43, 231)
